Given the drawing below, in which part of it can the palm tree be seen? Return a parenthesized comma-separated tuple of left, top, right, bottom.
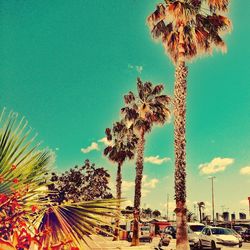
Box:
(104, 120, 138, 240)
(121, 78, 171, 246)
(197, 201, 205, 223)
(147, 1, 231, 249)
(0, 109, 120, 250)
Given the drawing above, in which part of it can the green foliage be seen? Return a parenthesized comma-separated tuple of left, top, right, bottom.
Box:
(47, 159, 113, 203)
(0, 109, 53, 196)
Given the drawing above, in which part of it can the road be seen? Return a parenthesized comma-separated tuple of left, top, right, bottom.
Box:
(88, 236, 250, 249)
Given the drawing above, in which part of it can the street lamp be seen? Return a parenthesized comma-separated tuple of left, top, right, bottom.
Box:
(209, 176, 216, 224)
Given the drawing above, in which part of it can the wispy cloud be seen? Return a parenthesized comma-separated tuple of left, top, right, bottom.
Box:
(120, 175, 159, 199)
(98, 137, 112, 146)
(142, 175, 159, 188)
(122, 180, 134, 192)
(81, 142, 99, 153)
(240, 166, 250, 175)
(128, 64, 143, 74)
(240, 199, 249, 206)
(142, 189, 150, 198)
(145, 155, 171, 165)
(199, 157, 234, 175)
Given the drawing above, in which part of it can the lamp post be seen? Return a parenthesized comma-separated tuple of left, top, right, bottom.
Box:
(209, 176, 216, 224)
(248, 197, 250, 217)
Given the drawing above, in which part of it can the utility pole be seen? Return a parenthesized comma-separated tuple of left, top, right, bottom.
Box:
(167, 193, 169, 220)
(209, 176, 216, 224)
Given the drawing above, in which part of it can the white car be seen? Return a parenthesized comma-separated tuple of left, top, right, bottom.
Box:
(199, 226, 242, 249)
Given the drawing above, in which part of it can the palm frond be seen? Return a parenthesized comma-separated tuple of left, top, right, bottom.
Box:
(206, 0, 229, 12)
(37, 199, 121, 249)
(0, 109, 53, 198)
(147, 0, 231, 63)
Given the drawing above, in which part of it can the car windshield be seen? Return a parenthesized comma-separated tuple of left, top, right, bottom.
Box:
(211, 228, 232, 235)
(189, 225, 205, 232)
(141, 227, 150, 231)
(225, 229, 237, 235)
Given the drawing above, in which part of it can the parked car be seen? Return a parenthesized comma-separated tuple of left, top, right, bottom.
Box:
(242, 229, 250, 242)
(225, 228, 243, 245)
(188, 222, 205, 235)
(199, 226, 242, 249)
(233, 226, 246, 236)
(163, 225, 199, 249)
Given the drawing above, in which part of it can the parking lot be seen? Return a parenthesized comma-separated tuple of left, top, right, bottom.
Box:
(88, 235, 250, 249)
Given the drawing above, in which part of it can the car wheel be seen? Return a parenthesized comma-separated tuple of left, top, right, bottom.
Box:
(198, 240, 203, 250)
(239, 243, 242, 248)
(211, 241, 216, 250)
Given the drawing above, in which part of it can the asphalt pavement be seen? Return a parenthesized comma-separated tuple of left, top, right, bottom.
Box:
(87, 236, 250, 250)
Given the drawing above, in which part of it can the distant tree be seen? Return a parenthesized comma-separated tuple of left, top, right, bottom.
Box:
(152, 210, 161, 217)
(122, 78, 171, 246)
(48, 159, 112, 203)
(197, 202, 205, 223)
(104, 120, 138, 240)
(144, 208, 153, 218)
(187, 211, 195, 222)
(126, 206, 134, 211)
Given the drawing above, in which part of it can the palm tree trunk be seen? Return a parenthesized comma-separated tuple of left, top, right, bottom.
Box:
(113, 162, 122, 241)
(131, 130, 145, 246)
(199, 206, 202, 223)
(174, 61, 190, 250)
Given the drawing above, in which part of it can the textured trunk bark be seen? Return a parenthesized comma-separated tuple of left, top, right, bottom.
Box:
(131, 130, 145, 246)
(174, 61, 190, 250)
(113, 162, 122, 241)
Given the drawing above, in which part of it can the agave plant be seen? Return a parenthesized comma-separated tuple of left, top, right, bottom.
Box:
(0, 109, 120, 250)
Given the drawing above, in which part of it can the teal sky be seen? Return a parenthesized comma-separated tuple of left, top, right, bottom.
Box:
(1, 0, 249, 219)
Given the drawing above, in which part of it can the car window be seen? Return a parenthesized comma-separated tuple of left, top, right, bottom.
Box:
(189, 225, 205, 232)
(211, 228, 231, 235)
(201, 228, 207, 235)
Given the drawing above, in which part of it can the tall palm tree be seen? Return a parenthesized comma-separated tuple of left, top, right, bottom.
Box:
(121, 78, 171, 246)
(147, 1, 231, 249)
(0, 109, 120, 250)
(104, 120, 138, 240)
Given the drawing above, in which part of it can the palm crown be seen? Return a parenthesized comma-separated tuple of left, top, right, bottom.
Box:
(121, 78, 171, 133)
(147, 0, 231, 63)
(104, 120, 138, 165)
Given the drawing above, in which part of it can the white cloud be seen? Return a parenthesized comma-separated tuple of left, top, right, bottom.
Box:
(240, 199, 249, 206)
(199, 157, 234, 175)
(81, 142, 99, 153)
(142, 175, 159, 189)
(98, 137, 112, 146)
(240, 166, 250, 175)
(128, 64, 143, 74)
(142, 189, 150, 198)
(145, 155, 171, 165)
(122, 181, 134, 192)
